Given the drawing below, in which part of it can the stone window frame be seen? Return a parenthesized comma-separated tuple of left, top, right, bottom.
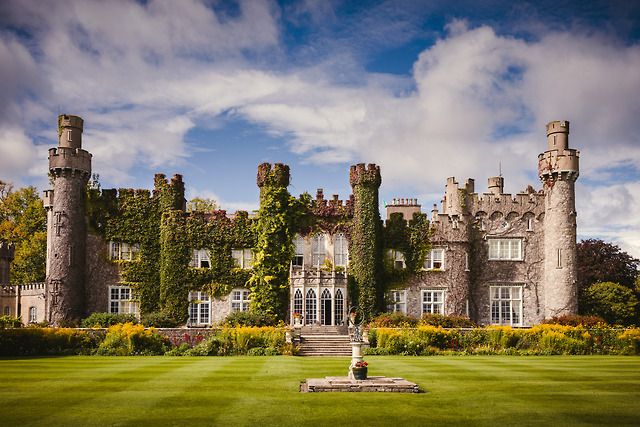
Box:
(334, 288, 345, 325)
(333, 233, 348, 267)
(3, 306, 10, 316)
(188, 291, 211, 326)
(292, 235, 305, 268)
(490, 285, 523, 326)
(421, 289, 445, 314)
(305, 288, 317, 325)
(190, 249, 211, 268)
(108, 285, 139, 316)
(28, 306, 37, 323)
(231, 249, 254, 269)
(109, 241, 140, 261)
(487, 238, 523, 261)
(230, 288, 250, 312)
(311, 233, 327, 267)
(423, 247, 445, 270)
(387, 249, 406, 269)
(387, 289, 407, 314)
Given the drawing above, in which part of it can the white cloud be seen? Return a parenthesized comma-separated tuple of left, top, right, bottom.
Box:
(1, 1, 639, 256)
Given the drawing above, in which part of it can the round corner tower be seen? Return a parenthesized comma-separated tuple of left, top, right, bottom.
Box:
(46, 114, 92, 325)
(349, 163, 382, 320)
(538, 120, 579, 318)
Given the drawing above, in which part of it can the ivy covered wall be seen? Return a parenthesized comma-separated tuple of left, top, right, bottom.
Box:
(84, 163, 430, 324)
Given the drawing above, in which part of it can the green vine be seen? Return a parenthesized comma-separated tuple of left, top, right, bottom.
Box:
(249, 163, 296, 321)
(349, 164, 383, 321)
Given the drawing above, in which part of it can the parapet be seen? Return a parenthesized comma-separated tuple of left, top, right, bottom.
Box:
(385, 198, 421, 221)
(314, 188, 347, 208)
(349, 163, 381, 188)
(257, 163, 290, 188)
(48, 147, 92, 175)
(58, 114, 84, 130)
(538, 149, 579, 180)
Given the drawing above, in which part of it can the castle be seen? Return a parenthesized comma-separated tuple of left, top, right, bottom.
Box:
(0, 115, 580, 328)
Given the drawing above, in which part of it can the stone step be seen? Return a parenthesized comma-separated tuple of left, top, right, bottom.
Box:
(298, 334, 353, 356)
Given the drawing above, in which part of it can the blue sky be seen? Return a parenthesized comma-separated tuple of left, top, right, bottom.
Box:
(1, 0, 640, 257)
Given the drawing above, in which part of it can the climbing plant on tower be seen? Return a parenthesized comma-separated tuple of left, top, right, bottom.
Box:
(349, 164, 383, 321)
(249, 163, 296, 321)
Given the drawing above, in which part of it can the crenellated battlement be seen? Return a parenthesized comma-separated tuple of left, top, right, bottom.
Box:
(153, 173, 186, 210)
(58, 114, 84, 130)
(538, 149, 580, 180)
(313, 188, 349, 208)
(349, 163, 381, 188)
(257, 162, 290, 188)
(48, 147, 92, 175)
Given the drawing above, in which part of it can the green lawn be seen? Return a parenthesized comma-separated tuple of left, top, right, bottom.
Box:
(1, 356, 639, 426)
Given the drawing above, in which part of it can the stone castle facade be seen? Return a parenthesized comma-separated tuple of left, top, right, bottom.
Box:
(0, 115, 580, 328)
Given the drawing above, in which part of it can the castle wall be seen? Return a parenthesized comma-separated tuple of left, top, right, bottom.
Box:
(85, 233, 120, 314)
(469, 210, 545, 326)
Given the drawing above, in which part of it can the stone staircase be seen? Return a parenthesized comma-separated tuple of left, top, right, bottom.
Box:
(297, 326, 352, 357)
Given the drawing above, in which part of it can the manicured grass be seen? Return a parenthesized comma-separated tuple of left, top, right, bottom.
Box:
(1, 356, 639, 426)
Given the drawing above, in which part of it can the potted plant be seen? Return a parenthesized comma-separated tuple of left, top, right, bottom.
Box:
(351, 360, 368, 380)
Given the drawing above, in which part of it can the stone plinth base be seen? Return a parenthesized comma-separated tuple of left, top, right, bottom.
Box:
(300, 376, 420, 393)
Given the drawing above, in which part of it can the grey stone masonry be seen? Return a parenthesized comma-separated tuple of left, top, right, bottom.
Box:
(46, 114, 92, 325)
(539, 120, 579, 318)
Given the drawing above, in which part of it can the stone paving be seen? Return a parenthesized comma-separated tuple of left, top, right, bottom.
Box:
(300, 376, 421, 393)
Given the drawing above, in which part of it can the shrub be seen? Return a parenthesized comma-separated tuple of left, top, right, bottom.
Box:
(420, 313, 476, 328)
(0, 315, 22, 329)
(543, 314, 607, 327)
(95, 322, 168, 356)
(81, 312, 138, 328)
(368, 312, 419, 328)
(223, 310, 278, 327)
(141, 311, 181, 328)
(183, 326, 286, 356)
(0, 328, 101, 356)
(583, 282, 639, 326)
(165, 343, 190, 356)
(618, 328, 640, 355)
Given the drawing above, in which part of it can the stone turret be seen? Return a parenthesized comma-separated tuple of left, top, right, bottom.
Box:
(46, 114, 92, 325)
(538, 120, 579, 318)
(487, 176, 504, 195)
(349, 163, 382, 319)
(0, 242, 15, 284)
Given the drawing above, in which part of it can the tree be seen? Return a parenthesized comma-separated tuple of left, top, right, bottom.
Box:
(577, 239, 639, 293)
(583, 282, 638, 326)
(0, 182, 47, 284)
(186, 197, 218, 213)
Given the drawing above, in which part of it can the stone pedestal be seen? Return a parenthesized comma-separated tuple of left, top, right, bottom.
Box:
(348, 342, 364, 379)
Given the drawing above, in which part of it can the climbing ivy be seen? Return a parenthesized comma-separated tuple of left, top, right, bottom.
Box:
(349, 164, 383, 321)
(249, 163, 296, 321)
(382, 211, 431, 290)
(159, 210, 190, 322)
